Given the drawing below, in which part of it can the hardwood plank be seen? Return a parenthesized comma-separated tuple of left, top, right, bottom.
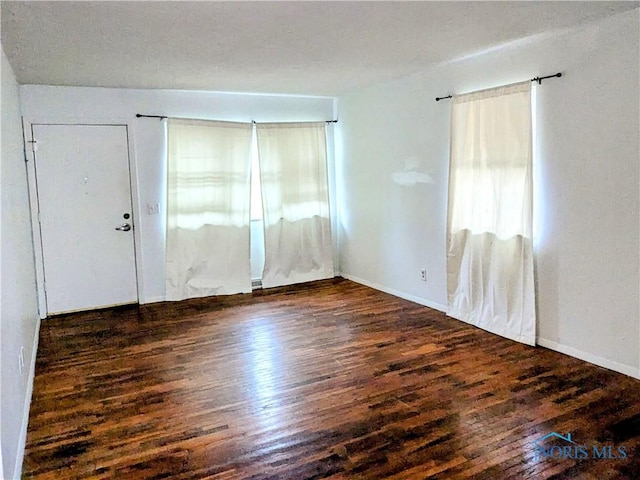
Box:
(23, 278, 640, 479)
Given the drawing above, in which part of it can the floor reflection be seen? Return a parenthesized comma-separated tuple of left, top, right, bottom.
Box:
(246, 318, 285, 429)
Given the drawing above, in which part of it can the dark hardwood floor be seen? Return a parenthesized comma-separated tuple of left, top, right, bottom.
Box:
(23, 278, 640, 479)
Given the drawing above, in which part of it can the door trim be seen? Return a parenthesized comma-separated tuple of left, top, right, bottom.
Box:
(23, 117, 144, 318)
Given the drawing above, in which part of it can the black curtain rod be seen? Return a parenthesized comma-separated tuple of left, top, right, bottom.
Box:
(136, 114, 167, 119)
(531, 72, 563, 84)
(252, 120, 338, 124)
(136, 114, 338, 124)
(435, 72, 562, 101)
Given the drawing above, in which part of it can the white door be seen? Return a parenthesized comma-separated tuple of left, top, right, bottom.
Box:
(32, 124, 138, 314)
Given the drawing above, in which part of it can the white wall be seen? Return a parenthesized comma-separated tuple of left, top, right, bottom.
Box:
(19, 86, 336, 304)
(1, 46, 40, 480)
(336, 9, 640, 378)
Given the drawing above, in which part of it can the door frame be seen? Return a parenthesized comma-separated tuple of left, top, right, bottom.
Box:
(23, 116, 145, 319)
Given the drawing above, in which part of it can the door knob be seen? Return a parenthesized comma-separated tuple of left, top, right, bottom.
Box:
(115, 223, 131, 232)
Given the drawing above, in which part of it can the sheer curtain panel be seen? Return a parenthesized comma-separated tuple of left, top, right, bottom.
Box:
(256, 122, 334, 288)
(447, 81, 536, 345)
(166, 119, 252, 300)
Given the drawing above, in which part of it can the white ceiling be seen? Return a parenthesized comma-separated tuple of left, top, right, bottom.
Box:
(1, 1, 637, 97)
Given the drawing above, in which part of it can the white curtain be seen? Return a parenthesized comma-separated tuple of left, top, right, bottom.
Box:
(256, 122, 334, 288)
(166, 118, 253, 300)
(447, 81, 536, 346)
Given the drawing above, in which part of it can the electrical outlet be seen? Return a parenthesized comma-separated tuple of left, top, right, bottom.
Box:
(420, 269, 427, 282)
(19, 346, 25, 375)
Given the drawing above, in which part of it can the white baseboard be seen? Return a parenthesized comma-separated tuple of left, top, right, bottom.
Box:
(13, 316, 41, 480)
(139, 296, 165, 305)
(338, 273, 639, 381)
(537, 337, 640, 380)
(339, 272, 448, 312)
